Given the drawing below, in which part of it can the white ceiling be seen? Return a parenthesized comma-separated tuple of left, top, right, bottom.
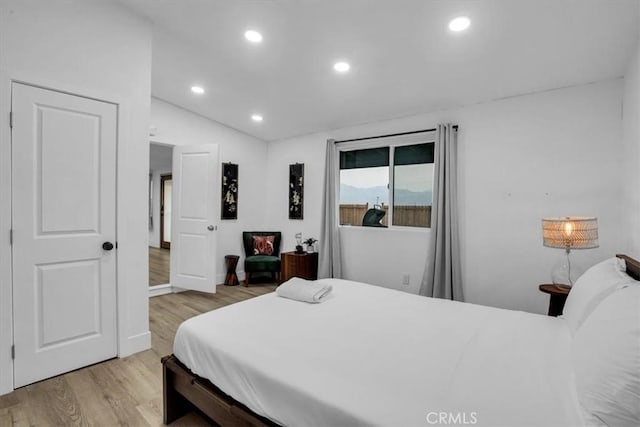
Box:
(119, 0, 639, 142)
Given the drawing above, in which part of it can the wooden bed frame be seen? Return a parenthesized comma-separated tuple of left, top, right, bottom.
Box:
(615, 254, 640, 280)
(162, 354, 278, 426)
(162, 254, 640, 426)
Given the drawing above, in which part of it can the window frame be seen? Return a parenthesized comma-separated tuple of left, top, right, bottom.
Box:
(337, 131, 436, 231)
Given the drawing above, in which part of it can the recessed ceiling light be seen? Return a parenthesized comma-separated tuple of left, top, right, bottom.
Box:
(333, 62, 350, 73)
(251, 114, 263, 122)
(244, 30, 263, 43)
(191, 86, 205, 94)
(449, 16, 471, 32)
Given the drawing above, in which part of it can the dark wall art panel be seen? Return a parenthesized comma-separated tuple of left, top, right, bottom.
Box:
(221, 163, 238, 220)
(289, 163, 304, 220)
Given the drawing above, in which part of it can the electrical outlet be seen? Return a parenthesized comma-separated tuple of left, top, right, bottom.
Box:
(402, 273, 410, 285)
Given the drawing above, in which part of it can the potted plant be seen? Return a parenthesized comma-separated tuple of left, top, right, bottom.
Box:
(303, 237, 317, 253)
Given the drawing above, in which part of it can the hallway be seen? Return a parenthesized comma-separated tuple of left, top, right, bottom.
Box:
(149, 247, 170, 286)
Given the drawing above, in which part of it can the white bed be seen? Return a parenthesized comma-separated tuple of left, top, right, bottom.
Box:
(174, 278, 585, 427)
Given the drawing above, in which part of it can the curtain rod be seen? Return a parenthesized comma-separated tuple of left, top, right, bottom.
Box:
(335, 125, 458, 144)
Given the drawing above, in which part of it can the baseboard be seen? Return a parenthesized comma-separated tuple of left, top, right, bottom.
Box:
(120, 331, 151, 357)
(149, 283, 172, 297)
(154, 271, 245, 292)
(0, 378, 12, 396)
(150, 275, 246, 296)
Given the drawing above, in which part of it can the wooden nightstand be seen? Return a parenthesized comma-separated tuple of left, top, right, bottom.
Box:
(539, 284, 571, 317)
(281, 252, 319, 283)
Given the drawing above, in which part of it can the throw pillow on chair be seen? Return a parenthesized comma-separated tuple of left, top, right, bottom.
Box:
(253, 235, 275, 255)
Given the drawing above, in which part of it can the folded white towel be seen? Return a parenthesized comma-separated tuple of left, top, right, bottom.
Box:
(276, 278, 333, 303)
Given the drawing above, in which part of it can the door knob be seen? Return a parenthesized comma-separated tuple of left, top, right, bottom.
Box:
(207, 225, 215, 231)
(102, 241, 114, 251)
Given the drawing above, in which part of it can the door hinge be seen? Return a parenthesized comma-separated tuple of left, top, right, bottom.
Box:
(9, 229, 12, 245)
(11, 345, 14, 360)
(9, 111, 13, 129)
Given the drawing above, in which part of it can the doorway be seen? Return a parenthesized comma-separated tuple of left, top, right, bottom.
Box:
(147, 143, 219, 293)
(149, 143, 173, 287)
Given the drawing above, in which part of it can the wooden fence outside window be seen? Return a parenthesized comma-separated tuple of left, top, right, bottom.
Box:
(339, 203, 431, 228)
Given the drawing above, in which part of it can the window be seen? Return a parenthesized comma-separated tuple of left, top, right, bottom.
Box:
(340, 147, 390, 226)
(392, 144, 434, 227)
(338, 133, 434, 228)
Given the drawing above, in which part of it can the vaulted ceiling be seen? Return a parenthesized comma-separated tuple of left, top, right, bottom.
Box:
(119, 0, 639, 141)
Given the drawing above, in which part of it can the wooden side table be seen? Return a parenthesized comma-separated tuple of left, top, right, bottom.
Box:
(224, 255, 240, 286)
(539, 284, 571, 317)
(281, 252, 319, 283)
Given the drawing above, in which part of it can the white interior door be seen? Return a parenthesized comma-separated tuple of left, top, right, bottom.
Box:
(170, 145, 218, 293)
(11, 83, 117, 387)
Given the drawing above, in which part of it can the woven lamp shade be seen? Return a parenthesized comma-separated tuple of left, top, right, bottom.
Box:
(542, 217, 599, 250)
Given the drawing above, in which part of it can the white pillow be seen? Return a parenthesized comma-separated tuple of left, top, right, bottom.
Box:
(561, 257, 631, 334)
(572, 284, 640, 427)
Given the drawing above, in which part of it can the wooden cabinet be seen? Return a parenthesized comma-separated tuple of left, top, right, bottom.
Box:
(280, 252, 318, 283)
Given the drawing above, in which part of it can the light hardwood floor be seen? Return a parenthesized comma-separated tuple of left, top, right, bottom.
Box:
(149, 247, 171, 287)
(0, 283, 278, 426)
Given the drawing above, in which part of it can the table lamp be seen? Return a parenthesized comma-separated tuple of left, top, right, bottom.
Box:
(294, 232, 304, 254)
(541, 216, 599, 286)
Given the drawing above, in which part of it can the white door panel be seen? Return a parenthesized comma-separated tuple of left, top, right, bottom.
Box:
(38, 106, 100, 233)
(37, 260, 102, 346)
(170, 145, 218, 293)
(12, 83, 117, 387)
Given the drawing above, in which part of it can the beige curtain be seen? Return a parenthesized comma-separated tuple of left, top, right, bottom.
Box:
(318, 139, 342, 278)
(419, 124, 463, 301)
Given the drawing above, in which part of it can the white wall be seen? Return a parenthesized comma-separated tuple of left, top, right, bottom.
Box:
(264, 132, 327, 253)
(266, 79, 625, 314)
(623, 39, 640, 259)
(0, 0, 152, 394)
(150, 98, 269, 283)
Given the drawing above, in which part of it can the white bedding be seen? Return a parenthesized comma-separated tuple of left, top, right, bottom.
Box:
(174, 279, 585, 426)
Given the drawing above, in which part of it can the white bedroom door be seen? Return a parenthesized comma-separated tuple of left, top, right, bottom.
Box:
(170, 144, 218, 293)
(11, 83, 118, 387)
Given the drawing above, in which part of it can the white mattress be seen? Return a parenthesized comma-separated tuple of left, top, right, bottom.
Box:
(174, 279, 585, 427)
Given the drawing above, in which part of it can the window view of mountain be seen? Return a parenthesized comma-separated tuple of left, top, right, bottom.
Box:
(339, 184, 432, 205)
